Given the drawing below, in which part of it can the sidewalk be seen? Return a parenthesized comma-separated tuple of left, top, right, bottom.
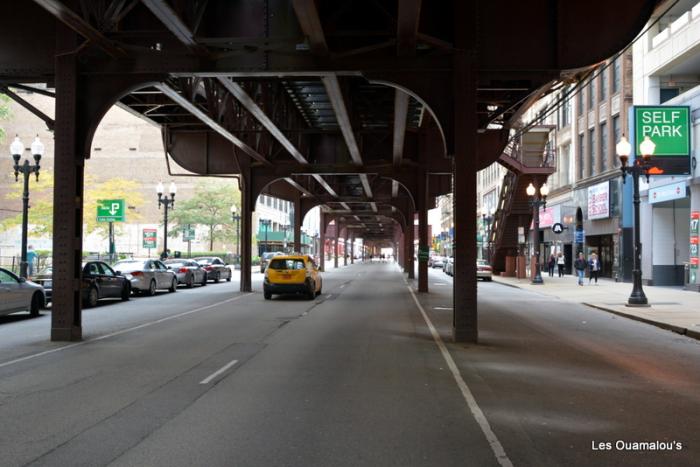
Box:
(493, 273, 700, 340)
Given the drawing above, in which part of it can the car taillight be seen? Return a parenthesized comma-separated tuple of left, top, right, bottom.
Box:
(131, 271, 143, 276)
(179, 268, 188, 273)
(204, 266, 213, 271)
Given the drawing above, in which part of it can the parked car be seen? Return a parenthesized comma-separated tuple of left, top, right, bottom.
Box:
(260, 251, 284, 273)
(431, 256, 445, 269)
(477, 260, 493, 281)
(33, 267, 53, 303)
(81, 261, 132, 307)
(0, 267, 45, 317)
(444, 257, 454, 276)
(263, 254, 322, 300)
(112, 259, 178, 296)
(194, 257, 232, 282)
(164, 259, 208, 288)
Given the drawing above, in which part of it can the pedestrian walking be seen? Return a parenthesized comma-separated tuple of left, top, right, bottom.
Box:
(574, 252, 586, 286)
(588, 252, 600, 284)
(557, 252, 565, 277)
(26, 245, 37, 277)
(547, 254, 556, 277)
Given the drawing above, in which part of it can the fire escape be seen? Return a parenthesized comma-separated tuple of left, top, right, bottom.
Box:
(489, 126, 556, 275)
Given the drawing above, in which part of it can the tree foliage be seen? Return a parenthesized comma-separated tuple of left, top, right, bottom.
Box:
(0, 93, 10, 143)
(0, 173, 145, 237)
(168, 180, 241, 251)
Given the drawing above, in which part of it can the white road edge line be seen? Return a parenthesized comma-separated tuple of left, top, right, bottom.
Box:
(199, 359, 239, 384)
(406, 286, 513, 467)
(0, 294, 252, 370)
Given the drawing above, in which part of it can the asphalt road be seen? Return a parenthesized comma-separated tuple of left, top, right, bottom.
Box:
(0, 263, 698, 466)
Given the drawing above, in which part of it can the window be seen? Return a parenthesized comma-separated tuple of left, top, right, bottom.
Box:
(589, 129, 596, 176)
(98, 263, 115, 276)
(660, 88, 680, 103)
(577, 84, 584, 115)
(0, 269, 18, 283)
(561, 90, 571, 128)
(588, 80, 595, 109)
(612, 116, 621, 167)
(578, 133, 585, 180)
(560, 144, 571, 187)
(600, 67, 608, 101)
(612, 58, 621, 94)
(600, 123, 608, 170)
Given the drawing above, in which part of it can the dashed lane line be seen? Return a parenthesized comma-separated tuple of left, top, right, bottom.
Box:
(199, 359, 239, 384)
(406, 286, 513, 467)
(0, 294, 252, 371)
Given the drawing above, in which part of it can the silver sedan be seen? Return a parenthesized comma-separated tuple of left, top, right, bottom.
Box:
(164, 259, 208, 288)
(112, 259, 178, 296)
(0, 268, 45, 317)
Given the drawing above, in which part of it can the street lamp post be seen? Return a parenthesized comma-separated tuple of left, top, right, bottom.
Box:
(156, 182, 176, 259)
(10, 136, 44, 278)
(230, 205, 241, 264)
(526, 181, 549, 285)
(616, 136, 652, 307)
(261, 219, 271, 254)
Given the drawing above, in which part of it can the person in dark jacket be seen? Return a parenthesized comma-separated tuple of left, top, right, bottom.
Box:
(588, 252, 600, 284)
(547, 254, 556, 277)
(574, 252, 586, 286)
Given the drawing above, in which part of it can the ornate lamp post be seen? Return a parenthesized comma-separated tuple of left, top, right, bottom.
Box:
(616, 135, 653, 307)
(230, 205, 241, 264)
(156, 181, 176, 259)
(526, 181, 549, 285)
(10, 135, 44, 278)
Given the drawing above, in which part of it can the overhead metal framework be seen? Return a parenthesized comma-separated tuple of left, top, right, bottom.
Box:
(0, 0, 659, 343)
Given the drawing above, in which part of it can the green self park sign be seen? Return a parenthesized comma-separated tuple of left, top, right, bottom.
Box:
(634, 106, 691, 175)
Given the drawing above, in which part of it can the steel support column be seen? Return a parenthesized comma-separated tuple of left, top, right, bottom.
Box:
(239, 173, 253, 292)
(51, 50, 83, 341)
(350, 236, 354, 264)
(293, 196, 302, 253)
(344, 229, 348, 266)
(334, 222, 339, 269)
(452, 52, 478, 343)
(418, 172, 429, 293)
(406, 216, 415, 279)
(319, 211, 326, 271)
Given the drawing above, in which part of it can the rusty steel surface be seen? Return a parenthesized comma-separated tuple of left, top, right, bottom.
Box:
(0, 0, 659, 341)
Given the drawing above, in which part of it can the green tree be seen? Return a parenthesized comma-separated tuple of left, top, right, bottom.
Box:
(0, 93, 10, 143)
(0, 174, 145, 237)
(168, 181, 241, 251)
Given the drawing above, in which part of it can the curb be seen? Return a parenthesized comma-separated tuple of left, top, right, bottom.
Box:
(582, 302, 698, 341)
(492, 279, 523, 290)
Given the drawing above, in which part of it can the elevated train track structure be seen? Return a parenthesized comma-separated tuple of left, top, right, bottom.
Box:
(0, 0, 658, 342)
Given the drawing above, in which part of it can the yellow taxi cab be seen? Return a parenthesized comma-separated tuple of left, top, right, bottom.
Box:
(263, 254, 322, 300)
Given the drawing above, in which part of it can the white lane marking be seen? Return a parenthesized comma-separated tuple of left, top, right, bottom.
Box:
(407, 286, 513, 467)
(433, 306, 454, 310)
(0, 294, 251, 370)
(339, 284, 346, 289)
(325, 294, 332, 299)
(199, 359, 239, 385)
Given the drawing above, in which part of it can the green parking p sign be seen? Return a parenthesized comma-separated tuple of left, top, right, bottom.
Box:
(97, 199, 126, 222)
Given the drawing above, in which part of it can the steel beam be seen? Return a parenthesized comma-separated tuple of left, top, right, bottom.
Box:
(359, 174, 373, 198)
(1, 86, 55, 131)
(155, 83, 270, 165)
(140, 0, 209, 55)
(32, 0, 126, 58)
(218, 78, 308, 164)
(284, 177, 313, 196)
(393, 90, 410, 166)
(321, 75, 363, 167)
(397, 0, 422, 55)
(312, 174, 338, 197)
(292, 0, 329, 55)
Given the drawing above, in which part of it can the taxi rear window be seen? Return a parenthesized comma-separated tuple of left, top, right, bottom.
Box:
(269, 259, 305, 270)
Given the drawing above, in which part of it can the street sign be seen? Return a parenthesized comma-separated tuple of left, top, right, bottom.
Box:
(574, 229, 585, 244)
(551, 223, 564, 234)
(143, 228, 157, 249)
(183, 227, 196, 241)
(418, 246, 429, 261)
(97, 199, 126, 222)
(634, 106, 691, 175)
